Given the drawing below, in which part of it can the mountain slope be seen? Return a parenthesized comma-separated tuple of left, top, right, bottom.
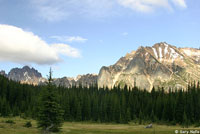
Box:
(98, 42, 200, 91)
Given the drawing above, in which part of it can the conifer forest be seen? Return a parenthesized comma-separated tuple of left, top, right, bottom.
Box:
(0, 75, 200, 126)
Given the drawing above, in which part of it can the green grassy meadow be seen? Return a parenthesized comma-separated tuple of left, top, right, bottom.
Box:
(0, 117, 200, 134)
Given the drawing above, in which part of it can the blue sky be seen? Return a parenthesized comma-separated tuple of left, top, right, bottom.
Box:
(0, 0, 199, 78)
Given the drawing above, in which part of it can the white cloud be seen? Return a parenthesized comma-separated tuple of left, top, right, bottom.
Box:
(31, 0, 187, 21)
(51, 44, 81, 57)
(37, 6, 68, 22)
(51, 36, 88, 43)
(0, 24, 80, 65)
(172, 0, 187, 8)
(31, 0, 116, 22)
(118, 0, 187, 13)
(31, 0, 69, 22)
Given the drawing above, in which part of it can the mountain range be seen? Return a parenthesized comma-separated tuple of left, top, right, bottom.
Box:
(1, 42, 200, 91)
(98, 42, 200, 91)
(0, 66, 98, 87)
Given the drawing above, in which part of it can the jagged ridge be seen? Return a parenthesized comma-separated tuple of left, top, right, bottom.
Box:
(0, 66, 97, 87)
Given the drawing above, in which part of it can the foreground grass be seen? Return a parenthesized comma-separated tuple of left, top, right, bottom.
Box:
(0, 117, 200, 134)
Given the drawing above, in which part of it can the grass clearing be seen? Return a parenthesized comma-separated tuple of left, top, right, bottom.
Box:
(0, 117, 200, 134)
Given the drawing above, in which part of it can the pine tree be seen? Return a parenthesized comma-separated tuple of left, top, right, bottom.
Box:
(175, 90, 184, 124)
(120, 93, 127, 123)
(182, 111, 189, 128)
(0, 96, 11, 117)
(139, 110, 143, 124)
(126, 107, 131, 122)
(76, 101, 82, 121)
(150, 110, 156, 122)
(114, 95, 120, 123)
(82, 94, 91, 121)
(91, 97, 99, 121)
(63, 94, 70, 121)
(37, 69, 64, 133)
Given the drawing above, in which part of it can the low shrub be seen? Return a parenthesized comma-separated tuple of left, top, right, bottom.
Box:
(24, 121, 32, 128)
(5, 120, 15, 124)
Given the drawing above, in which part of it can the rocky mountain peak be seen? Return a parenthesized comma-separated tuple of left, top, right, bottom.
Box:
(53, 74, 98, 88)
(152, 42, 169, 48)
(1, 65, 98, 87)
(125, 50, 136, 58)
(98, 42, 200, 91)
(8, 66, 42, 85)
(23, 65, 30, 70)
(146, 42, 183, 63)
(0, 70, 7, 77)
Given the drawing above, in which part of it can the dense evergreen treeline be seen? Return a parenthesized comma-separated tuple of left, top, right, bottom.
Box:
(0, 75, 200, 125)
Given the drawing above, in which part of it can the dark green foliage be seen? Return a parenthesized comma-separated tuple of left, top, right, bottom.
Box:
(126, 108, 131, 122)
(182, 111, 189, 128)
(0, 75, 40, 118)
(76, 102, 82, 121)
(5, 120, 15, 124)
(1, 74, 200, 125)
(24, 121, 32, 128)
(63, 95, 70, 121)
(37, 70, 64, 133)
(150, 110, 156, 122)
(139, 110, 143, 124)
(175, 90, 185, 124)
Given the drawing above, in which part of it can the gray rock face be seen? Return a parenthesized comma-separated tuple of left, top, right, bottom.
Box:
(53, 77, 76, 87)
(1, 65, 97, 87)
(8, 66, 44, 85)
(76, 74, 98, 87)
(0, 70, 7, 77)
(53, 74, 98, 88)
(98, 42, 200, 91)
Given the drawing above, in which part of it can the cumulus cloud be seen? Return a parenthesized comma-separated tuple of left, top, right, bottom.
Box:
(0, 24, 80, 65)
(118, 0, 187, 13)
(51, 36, 88, 43)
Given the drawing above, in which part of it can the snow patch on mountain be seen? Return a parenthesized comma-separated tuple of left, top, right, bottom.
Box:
(152, 48, 158, 58)
(182, 49, 200, 57)
(159, 47, 162, 60)
(164, 43, 169, 56)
